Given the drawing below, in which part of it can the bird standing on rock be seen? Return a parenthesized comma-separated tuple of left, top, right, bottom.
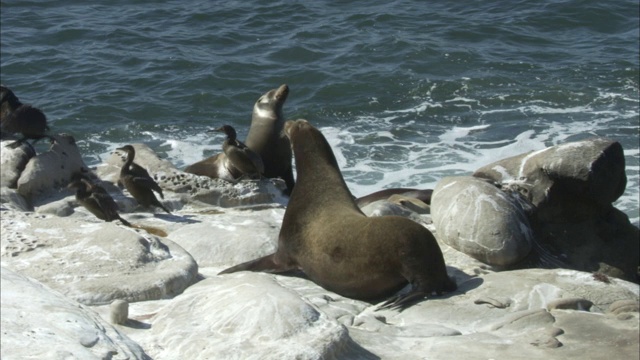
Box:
(1, 85, 52, 149)
(214, 124, 264, 179)
(68, 175, 131, 226)
(116, 145, 171, 214)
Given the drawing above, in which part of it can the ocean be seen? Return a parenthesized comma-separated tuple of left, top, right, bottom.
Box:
(1, 0, 638, 225)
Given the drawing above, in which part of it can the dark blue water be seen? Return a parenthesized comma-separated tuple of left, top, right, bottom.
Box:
(1, 0, 638, 223)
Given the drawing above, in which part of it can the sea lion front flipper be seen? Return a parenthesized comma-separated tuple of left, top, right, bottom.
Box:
(376, 289, 427, 311)
(218, 253, 294, 275)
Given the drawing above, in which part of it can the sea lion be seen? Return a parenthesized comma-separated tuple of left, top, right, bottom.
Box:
(245, 84, 294, 194)
(355, 188, 433, 208)
(0, 86, 51, 148)
(116, 145, 171, 214)
(220, 119, 456, 310)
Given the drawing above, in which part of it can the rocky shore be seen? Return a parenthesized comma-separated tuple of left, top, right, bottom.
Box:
(1, 135, 638, 360)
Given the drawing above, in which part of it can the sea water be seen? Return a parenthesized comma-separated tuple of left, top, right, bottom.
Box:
(1, 0, 638, 225)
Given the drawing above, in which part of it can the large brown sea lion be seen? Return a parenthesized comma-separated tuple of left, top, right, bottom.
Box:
(220, 119, 456, 310)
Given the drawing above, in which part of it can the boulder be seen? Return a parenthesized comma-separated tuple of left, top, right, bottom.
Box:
(16, 134, 89, 204)
(0, 211, 198, 305)
(473, 138, 626, 222)
(167, 207, 283, 268)
(0, 267, 149, 360)
(0, 139, 35, 188)
(139, 273, 369, 360)
(431, 176, 533, 266)
(96, 143, 288, 208)
(473, 138, 638, 282)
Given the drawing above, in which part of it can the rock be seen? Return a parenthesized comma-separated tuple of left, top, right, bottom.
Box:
(110, 299, 129, 325)
(35, 198, 75, 217)
(142, 273, 370, 360)
(473, 138, 626, 222)
(0, 267, 149, 359)
(472, 138, 638, 282)
(96, 143, 288, 208)
(0, 139, 35, 188)
(431, 176, 533, 266)
(16, 134, 89, 203)
(349, 268, 638, 359)
(0, 211, 198, 305)
(0, 187, 32, 212)
(167, 207, 283, 268)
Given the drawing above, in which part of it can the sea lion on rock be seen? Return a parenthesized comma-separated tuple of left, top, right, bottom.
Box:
(245, 84, 294, 195)
(116, 145, 171, 214)
(220, 119, 456, 309)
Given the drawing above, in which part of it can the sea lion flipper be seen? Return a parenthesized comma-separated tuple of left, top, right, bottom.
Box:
(376, 289, 427, 311)
(218, 253, 292, 275)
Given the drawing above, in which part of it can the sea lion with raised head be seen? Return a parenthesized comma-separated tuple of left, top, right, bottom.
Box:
(245, 84, 294, 194)
(220, 119, 456, 310)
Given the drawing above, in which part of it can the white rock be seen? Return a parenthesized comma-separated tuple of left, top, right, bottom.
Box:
(16, 134, 89, 203)
(142, 272, 363, 360)
(0, 267, 148, 360)
(167, 207, 283, 267)
(0, 211, 198, 305)
(431, 176, 533, 266)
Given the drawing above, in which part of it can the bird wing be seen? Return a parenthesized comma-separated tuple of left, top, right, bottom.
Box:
(131, 176, 165, 199)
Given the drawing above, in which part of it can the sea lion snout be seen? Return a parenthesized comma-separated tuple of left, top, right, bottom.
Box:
(275, 84, 289, 101)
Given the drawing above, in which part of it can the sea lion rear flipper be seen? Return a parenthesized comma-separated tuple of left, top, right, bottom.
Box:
(218, 254, 292, 275)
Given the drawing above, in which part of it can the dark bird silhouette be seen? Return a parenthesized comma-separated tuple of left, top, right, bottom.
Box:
(1, 85, 52, 149)
(116, 145, 171, 214)
(213, 124, 264, 179)
(68, 176, 131, 226)
(1, 85, 22, 120)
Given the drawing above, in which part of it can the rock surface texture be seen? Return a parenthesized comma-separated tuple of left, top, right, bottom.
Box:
(1, 137, 637, 359)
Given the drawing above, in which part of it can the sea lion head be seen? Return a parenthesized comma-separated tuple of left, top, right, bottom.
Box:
(253, 84, 289, 120)
(284, 119, 340, 171)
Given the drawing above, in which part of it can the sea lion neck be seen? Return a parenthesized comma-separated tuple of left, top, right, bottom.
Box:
(290, 125, 354, 205)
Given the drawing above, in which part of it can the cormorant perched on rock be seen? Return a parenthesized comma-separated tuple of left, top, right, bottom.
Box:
(1, 85, 51, 148)
(116, 145, 171, 214)
(68, 176, 131, 226)
(214, 124, 264, 179)
(1, 85, 22, 120)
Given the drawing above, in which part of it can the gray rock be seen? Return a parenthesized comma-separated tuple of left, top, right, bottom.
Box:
(110, 299, 129, 325)
(473, 138, 626, 222)
(0, 211, 198, 305)
(16, 134, 89, 203)
(142, 273, 371, 360)
(0, 187, 32, 212)
(473, 138, 638, 282)
(0, 139, 35, 188)
(0, 267, 149, 359)
(431, 176, 533, 266)
(96, 143, 288, 208)
(167, 207, 282, 268)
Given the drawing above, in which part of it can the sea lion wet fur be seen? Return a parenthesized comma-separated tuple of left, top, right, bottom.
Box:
(220, 119, 456, 309)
